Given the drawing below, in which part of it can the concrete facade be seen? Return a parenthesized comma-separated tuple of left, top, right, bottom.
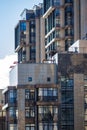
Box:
(3, 53, 87, 130)
(57, 53, 87, 130)
(9, 63, 57, 86)
(17, 84, 59, 130)
(17, 89, 25, 130)
(74, 74, 84, 130)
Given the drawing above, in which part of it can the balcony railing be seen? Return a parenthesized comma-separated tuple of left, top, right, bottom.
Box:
(68, 47, 87, 53)
(38, 113, 58, 122)
(45, 46, 87, 56)
(38, 96, 58, 101)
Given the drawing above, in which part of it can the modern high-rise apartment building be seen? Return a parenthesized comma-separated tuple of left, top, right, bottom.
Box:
(15, 0, 87, 61)
(3, 63, 58, 130)
(43, 0, 87, 59)
(15, 3, 45, 63)
(2, 0, 87, 130)
(3, 50, 87, 130)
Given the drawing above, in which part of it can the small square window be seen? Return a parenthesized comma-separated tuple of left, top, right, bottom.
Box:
(28, 77, 32, 82)
(47, 77, 51, 82)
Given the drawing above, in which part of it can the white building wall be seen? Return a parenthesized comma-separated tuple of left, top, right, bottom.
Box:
(9, 65, 18, 86)
(68, 40, 87, 53)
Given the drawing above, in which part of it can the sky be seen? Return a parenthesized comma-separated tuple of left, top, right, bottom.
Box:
(0, 0, 43, 59)
(0, 0, 42, 89)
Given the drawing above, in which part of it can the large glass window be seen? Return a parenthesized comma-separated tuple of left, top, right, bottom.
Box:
(65, 5, 73, 26)
(30, 20, 35, 25)
(61, 76, 74, 105)
(65, 39, 73, 51)
(9, 107, 16, 118)
(15, 25, 20, 49)
(65, 0, 73, 3)
(54, 0, 60, 6)
(61, 91, 73, 104)
(65, 6, 72, 13)
(22, 47, 26, 61)
(9, 90, 17, 103)
(65, 14, 73, 25)
(39, 123, 58, 130)
(55, 17, 60, 27)
(9, 124, 17, 130)
(25, 89, 35, 100)
(55, 30, 60, 38)
(38, 88, 58, 101)
(30, 46, 36, 53)
(20, 21, 26, 31)
(61, 76, 74, 129)
(61, 76, 74, 88)
(30, 36, 36, 43)
(61, 125, 74, 130)
(65, 28, 73, 36)
(45, 11, 55, 34)
(25, 107, 35, 118)
(44, 0, 51, 13)
(55, 9, 60, 17)
(25, 124, 35, 130)
(30, 20, 36, 43)
(30, 53, 36, 61)
(38, 106, 58, 122)
(61, 108, 74, 121)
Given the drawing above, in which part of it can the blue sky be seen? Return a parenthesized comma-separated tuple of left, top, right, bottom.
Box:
(0, 0, 42, 89)
(0, 0, 42, 59)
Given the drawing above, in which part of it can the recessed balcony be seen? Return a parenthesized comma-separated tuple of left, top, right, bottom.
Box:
(38, 96, 58, 101)
(9, 117, 17, 123)
(53, 4, 64, 9)
(56, 25, 65, 29)
(15, 41, 26, 52)
(15, 45, 22, 52)
(65, 34, 73, 39)
(38, 113, 58, 122)
(45, 37, 65, 49)
(37, 101, 59, 106)
(65, 24, 73, 29)
(45, 27, 55, 39)
(25, 117, 35, 124)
